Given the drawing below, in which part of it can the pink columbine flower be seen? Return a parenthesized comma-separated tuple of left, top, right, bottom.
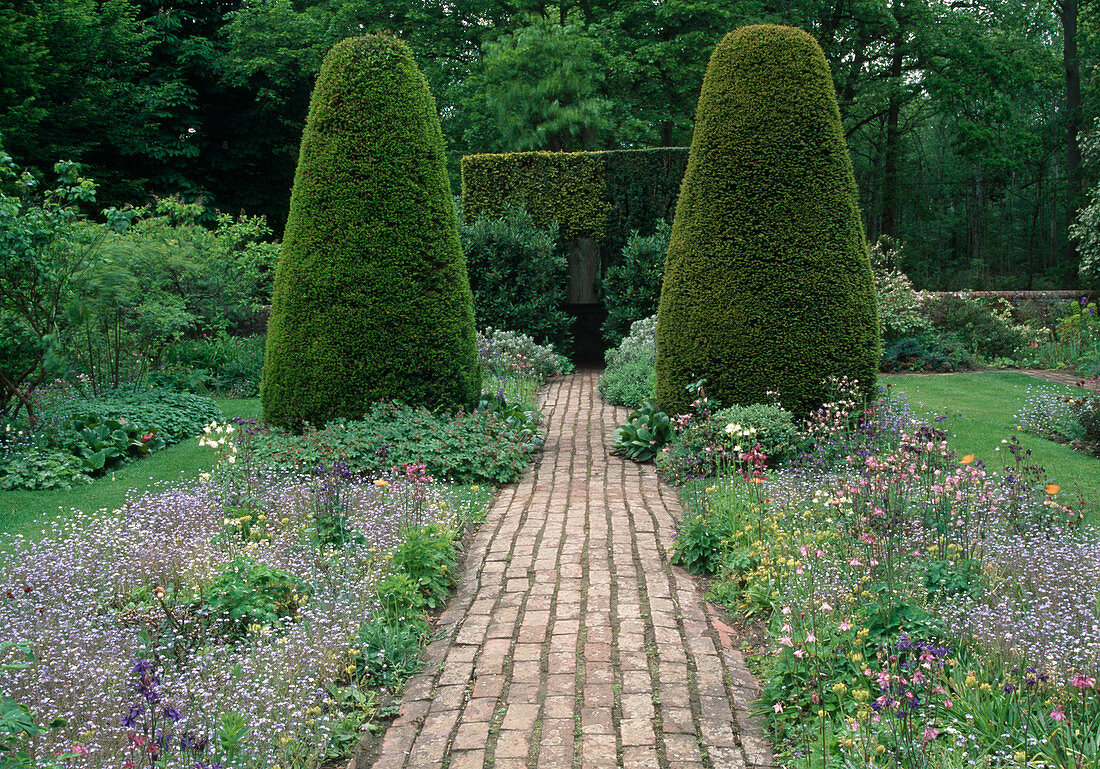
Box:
(806, 632, 818, 643)
(820, 601, 833, 612)
(922, 727, 940, 744)
(1050, 707, 1067, 722)
(838, 620, 851, 631)
(778, 636, 794, 647)
(794, 648, 806, 659)
(944, 698, 953, 708)
(773, 702, 784, 713)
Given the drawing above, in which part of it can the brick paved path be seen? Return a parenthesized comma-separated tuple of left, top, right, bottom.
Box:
(356, 368, 772, 769)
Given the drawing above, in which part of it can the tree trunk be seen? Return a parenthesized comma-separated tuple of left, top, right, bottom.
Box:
(881, 20, 906, 238)
(1059, 0, 1082, 266)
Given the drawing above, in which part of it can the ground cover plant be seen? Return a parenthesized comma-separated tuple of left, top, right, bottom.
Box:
(0, 385, 223, 492)
(0, 398, 260, 541)
(0, 430, 492, 769)
(649, 375, 1100, 768)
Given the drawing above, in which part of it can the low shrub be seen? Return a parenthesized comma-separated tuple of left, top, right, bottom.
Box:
(477, 327, 573, 383)
(460, 204, 572, 352)
(880, 333, 973, 373)
(599, 315, 656, 408)
(162, 334, 266, 396)
(250, 402, 536, 485)
(925, 295, 1029, 360)
(602, 221, 670, 347)
(711, 403, 802, 463)
(598, 355, 655, 409)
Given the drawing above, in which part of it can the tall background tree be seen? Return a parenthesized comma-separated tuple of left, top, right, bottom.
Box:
(2, 0, 1098, 289)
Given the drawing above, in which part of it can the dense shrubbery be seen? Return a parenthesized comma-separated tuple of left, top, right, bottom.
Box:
(460, 206, 572, 352)
(162, 334, 266, 396)
(601, 221, 669, 347)
(263, 34, 480, 429)
(655, 25, 879, 417)
(598, 315, 656, 408)
(0, 153, 278, 418)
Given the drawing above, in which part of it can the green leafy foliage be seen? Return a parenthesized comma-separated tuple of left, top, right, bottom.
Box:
(262, 34, 480, 429)
(711, 403, 802, 463)
(602, 220, 670, 346)
(49, 388, 222, 445)
(0, 447, 90, 491)
(389, 524, 458, 611)
(475, 16, 612, 152)
(251, 401, 536, 485)
(612, 401, 672, 462)
(670, 511, 726, 575)
(925, 295, 1028, 360)
(655, 25, 880, 418)
(477, 327, 573, 383)
(352, 616, 425, 690)
(459, 205, 571, 351)
(599, 315, 656, 409)
(62, 412, 165, 474)
(195, 557, 310, 644)
(374, 571, 427, 622)
(161, 334, 266, 397)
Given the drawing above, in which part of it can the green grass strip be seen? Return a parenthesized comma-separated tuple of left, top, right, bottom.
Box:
(0, 398, 260, 542)
(885, 372, 1100, 512)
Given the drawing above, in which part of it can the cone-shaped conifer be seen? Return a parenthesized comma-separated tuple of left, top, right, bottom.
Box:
(655, 25, 879, 417)
(262, 34, 480, 429)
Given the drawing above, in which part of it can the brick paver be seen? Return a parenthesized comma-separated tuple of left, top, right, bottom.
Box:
(356, 368, 773, 769)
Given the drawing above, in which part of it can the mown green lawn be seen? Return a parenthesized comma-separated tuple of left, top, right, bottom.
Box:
(0, 397, 261, 542)
(884, 372, 1100, 507)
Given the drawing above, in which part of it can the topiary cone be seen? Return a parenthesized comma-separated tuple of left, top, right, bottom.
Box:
(262, 34, 480, 430)
(655, 25, 880, 418)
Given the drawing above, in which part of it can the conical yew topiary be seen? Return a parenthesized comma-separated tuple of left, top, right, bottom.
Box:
(655, 24, 880, 418)
(262, 34, 480, 429)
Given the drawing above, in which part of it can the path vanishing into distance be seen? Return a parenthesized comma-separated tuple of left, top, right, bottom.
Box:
(355, 368, 773, 769)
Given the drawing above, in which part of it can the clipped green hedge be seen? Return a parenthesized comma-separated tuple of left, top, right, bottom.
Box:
(262, 34, 480, 429)
(655, 25, 879, 417)
(461, 147, 688, 269)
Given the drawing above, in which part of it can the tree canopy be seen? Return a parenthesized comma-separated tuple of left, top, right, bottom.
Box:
(2, 0, 1099, 288)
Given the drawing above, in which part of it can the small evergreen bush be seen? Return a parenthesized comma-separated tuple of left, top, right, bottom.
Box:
(263, 34, 479, 429)
(459, 205, 572, 352)
(655, 25, 879, 417)
(602, 221, 670, 347)
(599, 315, 657, 408)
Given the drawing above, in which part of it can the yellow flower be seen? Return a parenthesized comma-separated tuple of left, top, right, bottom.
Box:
(374, 478, 389, 487)
(960, 454, 975, 465)
(1045, 484, 1061, 495)
(965, 674, 978, 687)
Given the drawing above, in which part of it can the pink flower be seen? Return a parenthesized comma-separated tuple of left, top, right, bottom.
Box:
(838, 620, 851, 631)
(944, 698, 953, 708)
(922, 727, 940, 744)
(773, 702, 784, 713)
(72, 744, 90, 756)
(849, 558, 863, 567)
(794, 648, 806, 659)
(778, 635, 794, 648)
(1051, 707, 1067, 722)
(1071, 674, 1096, 689)
(806, 632, 817, 643)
